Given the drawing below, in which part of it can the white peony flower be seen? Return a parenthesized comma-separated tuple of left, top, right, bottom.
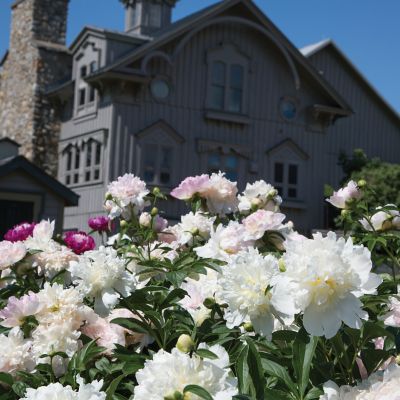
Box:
(203, 172, 238, 216)
(360, 205, 400, 232)
(194, 221, 254, 262)
(219, 248, 295, 339)
(326, 180, 361, 209)
(134, 345, 238, 399)
(243, 210, 286, 240)
(0, 292, 42, 327)
(272, 232, 382, 338)
(180, 269, 221, 326)
(21, 377, 106, 400)
(0, 240, 26, 270)
(238, 180, 282, 213)
(0, 327, 34, 375)
(172, 212, 216, 246)
(105, 173, 149, 219)
(319, 380, 360, 399)
(69, 246, 137, 316)
(381, 293, 400, 327)
(24, 220, 55, 251)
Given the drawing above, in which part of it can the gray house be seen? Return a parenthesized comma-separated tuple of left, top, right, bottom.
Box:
(44, 0, 400, 233)
(0, 138, 78, 238)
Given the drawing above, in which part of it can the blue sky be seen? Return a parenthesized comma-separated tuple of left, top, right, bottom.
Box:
(1, 0, 399, 112)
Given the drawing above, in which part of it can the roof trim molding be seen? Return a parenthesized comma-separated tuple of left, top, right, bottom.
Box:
(0, 137, 21, 147)
(0, 156, 79, 206)
(197, 138, 251, 159)
(135, 120, 185, 143)
(266, 138, 309, 160)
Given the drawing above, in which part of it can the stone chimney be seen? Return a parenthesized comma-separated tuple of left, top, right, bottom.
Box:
(0, 0, 71, 176)
(124, 0, 178, 36)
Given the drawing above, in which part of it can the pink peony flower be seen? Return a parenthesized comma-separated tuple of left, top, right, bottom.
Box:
(4, 222, 35, 242)
(153, 215, 168, 233)
(0, 292, 42, 328)
(170, 174, 210, 200)
(0, 241, 27, 270)
(64, 231, 95, 255)
(88, 216, 112, 232)
(243, 210, 286, 240)
(326, 180, 361, 209)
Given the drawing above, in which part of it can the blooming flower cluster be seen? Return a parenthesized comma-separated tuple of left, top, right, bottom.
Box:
(0, 173, 399, 399)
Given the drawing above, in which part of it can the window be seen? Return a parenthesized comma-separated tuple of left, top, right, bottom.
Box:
(274, 162, 299, 199)
(142, 144, 173, 186)
(148, 4, 162, 27)
(89, 86, 96, 103)
(150, 78, 170, 100)
(207, 45, 248, 115)
(79, 88, 86, 107)
(64, 145, 81, 185)
(207, 153, 239, 182)
(280, 97, 298, 120)
(84, 140, 102, 183)
(89, 61, 97, 73)
(80, 65, 87, 78)
(210, 61, 244, 113)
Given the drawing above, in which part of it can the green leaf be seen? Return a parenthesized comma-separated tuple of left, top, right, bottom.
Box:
(183, 385, 213, 400)
(195, 349, 219, 360)
(110, 318, 150, 335)
(12, 382, 28, 397)
(159, 288, 187, 310)
(0, 373, 13, 387)
(260, 356, 298, 397)
(304, 387, 324, 400)
(235, 345, 250, 395)
(264, 388, 293, 400)
(292, 331, 318, 397)
(247, 340, 266, 400)
(106, 375, 126, 400)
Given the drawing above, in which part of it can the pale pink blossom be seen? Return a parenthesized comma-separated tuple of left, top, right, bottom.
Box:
(243, 210, 286, 240)
(170, 174, 210, 200)
(326, 180, 361, 209)
(360, 205, 400, 232)
(382, 295, 400, 327)
(0, 292, 42, 328)
(0, 241, 27, 270)
(139, 212, 152, 227)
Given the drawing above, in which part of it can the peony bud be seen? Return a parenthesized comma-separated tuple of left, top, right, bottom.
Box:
(243, 322, 254, 332)
(341, 209, 349, 217)
(120, 220, 128, 229)
(105, 192, 113, 201)
(151, 207, 159, 217)
(152, 187, 161, 196)
(139, 212, 152, 227)
(357, 179, 367, 188)
(278, 258, 286, 272)
(176, 334, 195, 353)
(203, 297, 215, 309)
(164, 391, 184, 400)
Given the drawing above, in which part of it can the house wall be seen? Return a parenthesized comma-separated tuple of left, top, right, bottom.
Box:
(0, 171, 65, 232)
(109, 22, 340, 232)
(308, 47, 400, 193)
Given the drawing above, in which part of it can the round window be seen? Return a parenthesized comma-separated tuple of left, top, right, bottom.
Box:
(150, 78, 170, 100)
(280, 98, 298, 120)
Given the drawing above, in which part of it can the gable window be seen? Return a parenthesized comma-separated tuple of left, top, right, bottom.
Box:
(79, 88, 86, 107)
(142, 144, 173, 186)
(207, 153, 239, 182)
(80, 65, 87, 78)
(274, 162, 299, 200)
(207, 44, 249, 115)
(84, 140, 102, 183)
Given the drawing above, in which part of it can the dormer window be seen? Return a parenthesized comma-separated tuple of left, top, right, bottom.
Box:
(207, 44, 249, 116)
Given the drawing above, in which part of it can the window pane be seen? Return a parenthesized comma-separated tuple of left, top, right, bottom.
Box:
(161, 147, 172, 168)
(230, 64, 244, 89)
(95, 143, 101, 165)
(288, 188, 297, 199)
(143, 144, 157, 183)
(288, 165, 298, 185)
(276, 186, 283, 196)
(89, 87, 96, 103)
(79, 88, 86, 106)
(80, 65, 87, 78)
(160, 172, 170, 185)
(66, 151, 72, 171)
(225, 155, 238, 170)
(144, 169, 155, 183)
(228, 89, 243, 113)
(90, 61, 97, 73)
(74, 173, 79, 184)
(211, 86, 224, 110)
(94, 169, 100, 180)
(212, 62, 226, 85)
(208, 154, 221, 170)
(75, 148, 80, 169)
(66, 175, 71, 185)
(226, 170, 238, 182)
(274, 162, 284, 183)
(149, 4, 162, 27)
(86, 142, 92, 167)
(85, 171, 91, 182)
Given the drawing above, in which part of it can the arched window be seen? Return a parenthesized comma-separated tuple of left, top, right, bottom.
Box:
(207, 44, 249, 115)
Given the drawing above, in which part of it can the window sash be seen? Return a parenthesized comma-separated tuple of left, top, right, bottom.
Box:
(143, 144, 173, 186)
(273, 162, 299, 199)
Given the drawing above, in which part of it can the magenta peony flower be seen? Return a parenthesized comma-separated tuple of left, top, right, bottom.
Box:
(170, 174, 210, 200)
(4, 222, 35, 242)
(88, 216, 112, 232)
(64, 231, 95, 255)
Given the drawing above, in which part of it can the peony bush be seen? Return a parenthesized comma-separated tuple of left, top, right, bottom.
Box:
(1, 173, 400, 399)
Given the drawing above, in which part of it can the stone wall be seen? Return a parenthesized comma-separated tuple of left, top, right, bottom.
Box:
(0, 0, 71, 176)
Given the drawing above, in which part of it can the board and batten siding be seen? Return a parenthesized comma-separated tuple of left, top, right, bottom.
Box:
(109, 23, 341, 232)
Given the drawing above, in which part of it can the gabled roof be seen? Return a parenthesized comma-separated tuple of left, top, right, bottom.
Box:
(0, 50, 8, 67)
(266, 138, 309, 160)
(301, 39, 400, 124)
(0, 137, 20, 147)
(0, 156, 79, 206)
(86, 0, 352, 114)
